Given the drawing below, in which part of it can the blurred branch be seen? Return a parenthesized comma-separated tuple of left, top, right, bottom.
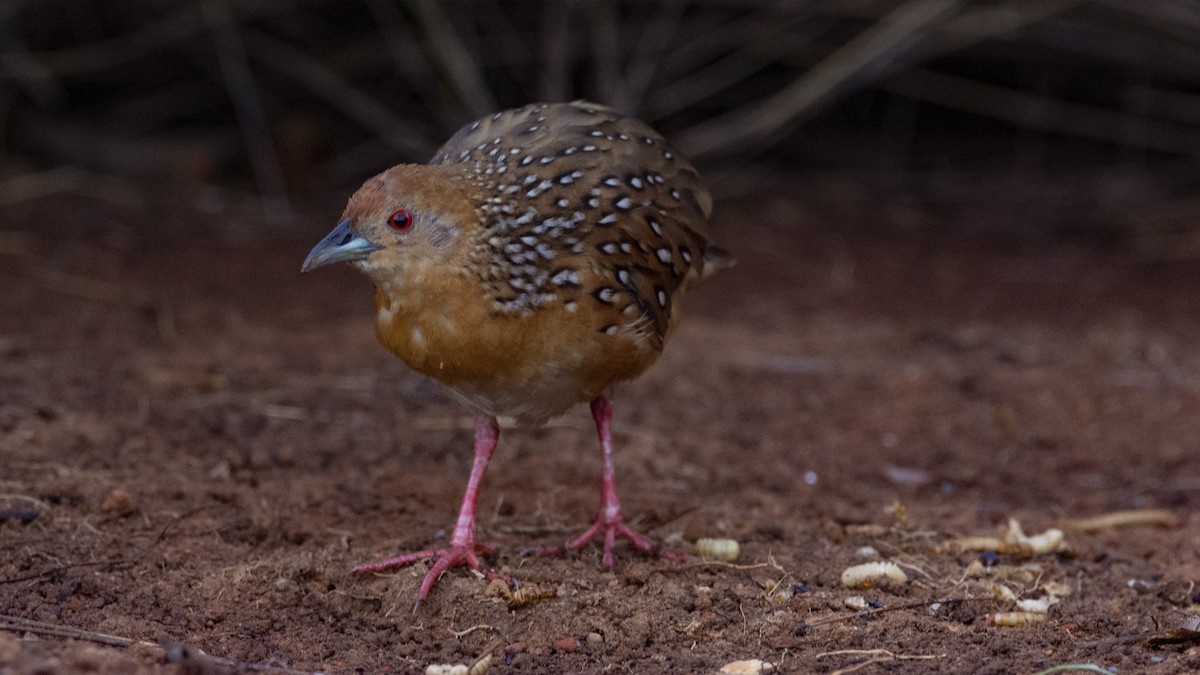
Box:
(244, 30, 434, 158)
(623, 0, 688, 114)
(0, 6, 202, 78)
(365, 0, 456, 126)
(589, 0, 623, 108)
(538, 0, 577, 102)
(884, 68, 1200, 157)
(1126, 86, 1200, 128)
(203, 0, 289, 211)
(403, 0, 497, 118)
(0, 4, 63, 107)
(676, 0, 966, 158)
(1020, 16, 1200, 83)
(650, 19, 823, 118)
(6, 0, 1200, 204)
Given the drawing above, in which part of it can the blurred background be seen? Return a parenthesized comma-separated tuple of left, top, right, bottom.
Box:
(2, 0, 1199, 250)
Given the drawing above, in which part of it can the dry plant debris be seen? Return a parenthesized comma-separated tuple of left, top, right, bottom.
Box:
(1062, 509, 1180, 533)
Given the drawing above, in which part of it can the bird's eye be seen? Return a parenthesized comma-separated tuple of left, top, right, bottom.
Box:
(388, 209, 414, 231)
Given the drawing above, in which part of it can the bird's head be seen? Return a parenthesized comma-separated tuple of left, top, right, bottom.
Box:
(301, 164, 473, 294)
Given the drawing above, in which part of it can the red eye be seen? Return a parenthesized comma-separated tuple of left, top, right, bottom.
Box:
(388, 209, 414, 231)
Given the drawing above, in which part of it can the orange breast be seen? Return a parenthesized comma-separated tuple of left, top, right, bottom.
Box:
(373, 271, 660, 421)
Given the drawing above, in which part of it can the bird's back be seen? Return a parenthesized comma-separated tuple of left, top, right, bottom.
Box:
(432, 101, 712, 348)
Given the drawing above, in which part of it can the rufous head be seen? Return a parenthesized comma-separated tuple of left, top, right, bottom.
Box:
(302, 164, 474, 293)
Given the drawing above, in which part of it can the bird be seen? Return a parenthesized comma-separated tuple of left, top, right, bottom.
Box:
(302, 101, 726, 609)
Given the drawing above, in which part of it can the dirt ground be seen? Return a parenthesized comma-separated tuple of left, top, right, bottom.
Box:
(3, 175, 1200, 674)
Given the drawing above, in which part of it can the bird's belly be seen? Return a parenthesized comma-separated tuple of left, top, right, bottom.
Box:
(437, 372, 590, 423)
(375, 299, 658, 422)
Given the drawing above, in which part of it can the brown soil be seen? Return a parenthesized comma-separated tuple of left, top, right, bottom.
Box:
(3, 180, 1199, 674)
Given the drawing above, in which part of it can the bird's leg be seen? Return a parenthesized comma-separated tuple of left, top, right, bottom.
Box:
(351, 416, 501, 610)
(556, 396, 685, 566)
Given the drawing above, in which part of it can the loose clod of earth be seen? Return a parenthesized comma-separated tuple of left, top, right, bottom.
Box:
(302, 100, 730, 610)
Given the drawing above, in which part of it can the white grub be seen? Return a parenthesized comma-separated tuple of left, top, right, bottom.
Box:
(467, 655, 492, 675)
(1019, 526, 1065, 555)
(840, 561, 908, 590)
(990, 583, 1018, 603)
(1039, 580, 1072, 598)
(1016, 597, 1057, 613)
(694, 537, 739, 561)
(842, 595, 870, 611)
(425, 665, 468, 675)
(937, 518, 1066, 556)
(719, 659, 775, 674)
(987, 611, 1047, 627)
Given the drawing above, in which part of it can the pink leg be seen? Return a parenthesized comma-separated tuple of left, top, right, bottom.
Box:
(551, 397, 685, 566)
(352, 416, 500, 611)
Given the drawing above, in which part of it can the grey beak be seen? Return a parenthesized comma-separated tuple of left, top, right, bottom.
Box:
(301, 219, 383, 272)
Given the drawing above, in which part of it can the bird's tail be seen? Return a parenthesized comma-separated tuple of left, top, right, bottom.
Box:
(698, 245, 736, 284)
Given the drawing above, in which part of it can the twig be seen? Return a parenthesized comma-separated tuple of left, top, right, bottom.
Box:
(680, 560, 782, 572)
(1061, 509, 1180, 532)
(449, 623, 497, 638)
(0, 558, 135, 585)
(817, 648, 946, 675)
(0, 614, 147, 647)
(1031, 666, 1118, 675)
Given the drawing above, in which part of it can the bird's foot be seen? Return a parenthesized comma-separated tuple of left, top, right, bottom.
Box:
(351, 543, 497, 612)
(537, 512, 686, 567)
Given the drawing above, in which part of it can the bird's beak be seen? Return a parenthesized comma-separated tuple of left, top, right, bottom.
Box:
(301, 218, 383, 272)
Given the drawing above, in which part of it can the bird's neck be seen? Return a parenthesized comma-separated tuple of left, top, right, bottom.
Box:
(372, 270, 490, 381)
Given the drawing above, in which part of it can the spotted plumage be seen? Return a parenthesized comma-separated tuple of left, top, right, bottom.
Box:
(302, 102, 726, 609)
(432, 102, 712, 343)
